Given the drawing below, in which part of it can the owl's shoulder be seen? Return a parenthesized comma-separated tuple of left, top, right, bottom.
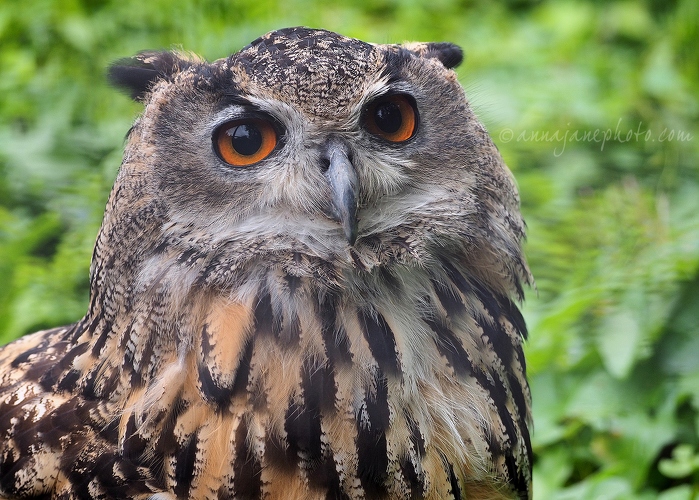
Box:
(0, 326, 75, 392)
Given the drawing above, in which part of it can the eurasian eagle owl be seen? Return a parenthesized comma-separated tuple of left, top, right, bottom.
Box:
(0, 27, 532, 500)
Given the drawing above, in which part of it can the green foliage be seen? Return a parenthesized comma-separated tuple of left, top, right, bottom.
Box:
(1, 0, 697, 497)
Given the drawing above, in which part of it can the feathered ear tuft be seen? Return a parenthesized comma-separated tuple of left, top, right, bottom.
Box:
(404, 42, 464, 69)
(421, 42, 463, 69)
(108, 51, 196, 101)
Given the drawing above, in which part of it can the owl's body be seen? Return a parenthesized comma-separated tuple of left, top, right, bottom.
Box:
(0, 28, 532, 500)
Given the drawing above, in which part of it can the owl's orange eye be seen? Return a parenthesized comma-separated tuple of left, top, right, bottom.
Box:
(214, 119, 278, 166)
(365, 94, 418, 143)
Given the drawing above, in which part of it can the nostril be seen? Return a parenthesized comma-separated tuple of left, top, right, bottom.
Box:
(320, 157, 331, 173)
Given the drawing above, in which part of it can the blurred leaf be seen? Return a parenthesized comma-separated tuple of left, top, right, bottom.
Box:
(657, 485, 696, 500)
(597, 308, 641, 379)
(659, 445, 699, 479)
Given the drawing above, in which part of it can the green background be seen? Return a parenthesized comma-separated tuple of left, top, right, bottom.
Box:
(1, 0, 698, 498)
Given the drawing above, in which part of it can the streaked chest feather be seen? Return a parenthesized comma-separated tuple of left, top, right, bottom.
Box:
(0, 261, 530, 499)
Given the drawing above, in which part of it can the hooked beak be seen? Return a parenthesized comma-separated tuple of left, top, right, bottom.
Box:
(324, 140, 358, 246)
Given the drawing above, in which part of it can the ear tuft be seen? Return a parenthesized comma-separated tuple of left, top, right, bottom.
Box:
(422, 42, 464, 69)
(108, 51, 195, 101)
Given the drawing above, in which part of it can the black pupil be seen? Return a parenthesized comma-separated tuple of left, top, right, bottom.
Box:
(374, 102, 402, 134)
(229, 124, 262, 156)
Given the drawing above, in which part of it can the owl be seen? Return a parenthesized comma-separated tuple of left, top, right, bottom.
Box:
(0, 27, 532, 499)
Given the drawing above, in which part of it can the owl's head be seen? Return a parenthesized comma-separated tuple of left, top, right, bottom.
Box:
(99, 27, 527, 305)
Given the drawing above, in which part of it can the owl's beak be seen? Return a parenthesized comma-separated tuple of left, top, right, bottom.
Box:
(324, 140, 358, 246)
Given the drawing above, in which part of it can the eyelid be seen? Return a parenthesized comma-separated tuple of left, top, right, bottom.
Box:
(211, 99, 280, 131)
(211, 106, 287, 141)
